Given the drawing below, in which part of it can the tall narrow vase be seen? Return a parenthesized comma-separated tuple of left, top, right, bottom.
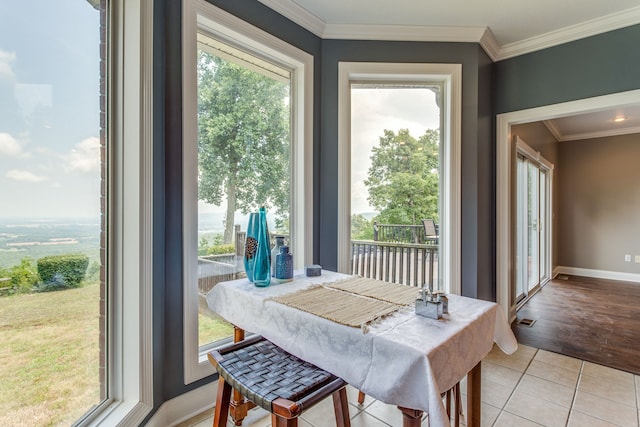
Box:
(243, 212, 260, 283)
(252, 207, 271, 287)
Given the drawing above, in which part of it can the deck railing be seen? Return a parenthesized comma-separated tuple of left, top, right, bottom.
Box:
(202, 228, 439, 294)
(350, 240, 438, 288)
(373, 222, 438, 245)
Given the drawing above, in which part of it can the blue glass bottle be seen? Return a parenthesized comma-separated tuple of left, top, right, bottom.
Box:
(243, 212, 259, 283)
(271, 236, 285, 277)
(252, 207, 271, 287)
(275, 245, 293, 281)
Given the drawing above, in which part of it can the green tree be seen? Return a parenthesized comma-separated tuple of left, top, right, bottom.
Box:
(350, 214, 374, 240)
(365, 128, 439, 225)
(197, 51, 290, 243)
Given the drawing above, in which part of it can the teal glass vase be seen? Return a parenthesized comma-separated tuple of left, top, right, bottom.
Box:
(252, 207, 271, 287)
(243, 212, 259, 283)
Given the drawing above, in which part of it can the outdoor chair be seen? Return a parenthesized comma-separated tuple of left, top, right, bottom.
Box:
(422, 219, 439, 244)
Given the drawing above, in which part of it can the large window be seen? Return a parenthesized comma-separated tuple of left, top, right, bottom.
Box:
(0, 2, 105, 424)
(0, 0, 152, 425)
(338, 62, 461, 295)
(182, 0, 313, 383)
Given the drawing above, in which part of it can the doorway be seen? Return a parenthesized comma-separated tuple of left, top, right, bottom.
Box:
(496, 88, 640, 321)
(515, 137, 552, 305)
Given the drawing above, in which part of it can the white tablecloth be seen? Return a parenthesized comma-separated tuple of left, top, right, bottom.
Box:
(207, 270, 517, 427)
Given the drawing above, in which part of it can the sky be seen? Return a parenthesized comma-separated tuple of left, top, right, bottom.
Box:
(0, 1, 101, 219)
(350, 87, 440, 214)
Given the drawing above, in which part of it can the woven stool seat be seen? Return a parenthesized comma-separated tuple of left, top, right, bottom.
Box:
(209, 335, 350, 427)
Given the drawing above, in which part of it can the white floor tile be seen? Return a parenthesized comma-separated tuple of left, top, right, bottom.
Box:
(533, 349, 582, 372)
(578, 371, 637, 407)
(525, 359, 580, 388)
(573, 389, 639, 427)
(516, 374, 575, 408)
(504, 388, 570, 427)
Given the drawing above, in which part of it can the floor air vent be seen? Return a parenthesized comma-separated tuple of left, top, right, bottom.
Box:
(517, 318, 536, 327)
(557, 274, 569, 280)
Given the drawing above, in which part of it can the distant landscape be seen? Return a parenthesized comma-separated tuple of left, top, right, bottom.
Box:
(0, 218, 101, 269)
(0, 213, 272, 269)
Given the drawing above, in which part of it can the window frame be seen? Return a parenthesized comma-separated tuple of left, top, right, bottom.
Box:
(82, 0, 154, 425)
(337, 62, 461, 295)
(182, 0, 314, 384)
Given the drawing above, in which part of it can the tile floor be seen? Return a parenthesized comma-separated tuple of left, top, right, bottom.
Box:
(179, 344, 640, 427)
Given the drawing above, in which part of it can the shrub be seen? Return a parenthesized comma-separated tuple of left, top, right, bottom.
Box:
(206, 244, 235, 256)
(7, 258, 40, 294)
(37, 254, 89, 290)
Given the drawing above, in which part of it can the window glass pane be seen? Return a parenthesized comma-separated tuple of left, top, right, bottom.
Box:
(0, 1, 106, 424)
(350, 85, 440, 287)
(196, 38, 291, 347)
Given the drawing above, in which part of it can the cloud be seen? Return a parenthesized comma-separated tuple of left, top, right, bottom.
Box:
(63, 137, 100, 173)
(0, 50, 16, 80)
(0, 133, 22, 156)
(6, 169, 47, 183)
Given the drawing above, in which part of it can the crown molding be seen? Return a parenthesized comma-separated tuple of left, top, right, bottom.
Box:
(258, 0, 640, 61)
(496, 5, 640, 60)
(542, 120, 563, 141)
(479, 28, 500, 61)
(544, 118, 640, 141)
(323, 23, 487, 43)
(257, 0, 325, 37)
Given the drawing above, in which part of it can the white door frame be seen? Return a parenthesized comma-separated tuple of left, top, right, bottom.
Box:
(496, 89, 640, 322)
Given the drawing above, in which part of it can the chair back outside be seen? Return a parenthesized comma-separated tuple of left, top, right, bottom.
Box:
(422, 219, 437, 238)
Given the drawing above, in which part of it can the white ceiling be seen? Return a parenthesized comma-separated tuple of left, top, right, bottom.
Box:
(545, 106, 640, 141)
(259, 0, 640, 139)
(258, 0, 640, 60)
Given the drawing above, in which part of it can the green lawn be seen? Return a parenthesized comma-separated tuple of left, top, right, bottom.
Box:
(0, 284, 101, 426)
(0, 284, 234, 426)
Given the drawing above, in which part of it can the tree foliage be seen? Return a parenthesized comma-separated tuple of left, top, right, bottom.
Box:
(350, 214, 374, 240)
(197, 51, 290, 243)
(365, 128, 439, 225)
(0, 258, 39, 294)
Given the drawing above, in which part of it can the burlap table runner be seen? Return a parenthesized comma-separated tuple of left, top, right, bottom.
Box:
(271, 277, 420, 328)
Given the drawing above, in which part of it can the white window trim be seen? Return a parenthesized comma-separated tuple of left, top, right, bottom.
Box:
(182, 0, 314, 384)
(337, 62, 461, 296)
(496, 88, 640, 323)
(84, 0, 154, 425)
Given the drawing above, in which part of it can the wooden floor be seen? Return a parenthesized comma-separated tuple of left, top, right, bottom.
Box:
(512, 275, 640, 375)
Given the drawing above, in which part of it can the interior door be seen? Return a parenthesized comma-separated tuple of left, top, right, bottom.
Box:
(515, 138, 551, 304)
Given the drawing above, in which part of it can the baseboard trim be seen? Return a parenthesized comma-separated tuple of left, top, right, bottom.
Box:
(555, 266, 640, 284)
(146, 381, 216, 427)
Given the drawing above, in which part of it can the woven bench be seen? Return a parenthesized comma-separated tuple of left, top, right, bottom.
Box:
(208, 335, 351, 427)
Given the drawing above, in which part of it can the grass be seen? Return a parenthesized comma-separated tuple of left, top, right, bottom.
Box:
(199, 311, 234, 346)
(0, 284, 101, 427)
(0, 284, 236, 426)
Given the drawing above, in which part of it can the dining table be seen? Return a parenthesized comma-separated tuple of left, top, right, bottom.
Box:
(206, 270, 517, 427)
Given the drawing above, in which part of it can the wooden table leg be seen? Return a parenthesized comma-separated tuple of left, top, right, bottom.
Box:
(466, 361, 482, 427)
(398, 407, 423, 427)
(229, 326, 256, 425)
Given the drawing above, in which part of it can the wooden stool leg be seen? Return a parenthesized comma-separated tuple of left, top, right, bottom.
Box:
(454, 383, 461, 427)
(398, 407, 422, 427)
(445, 388, 452, 418)
(213, 378, 231, 427)
(332, 388, 351, 427)
(357, 391, 365, 405)
(272, 415, 297, 427)
(230, 327, 253, 425)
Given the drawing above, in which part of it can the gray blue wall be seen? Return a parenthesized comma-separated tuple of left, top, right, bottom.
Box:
(495, 24, 640, 114)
